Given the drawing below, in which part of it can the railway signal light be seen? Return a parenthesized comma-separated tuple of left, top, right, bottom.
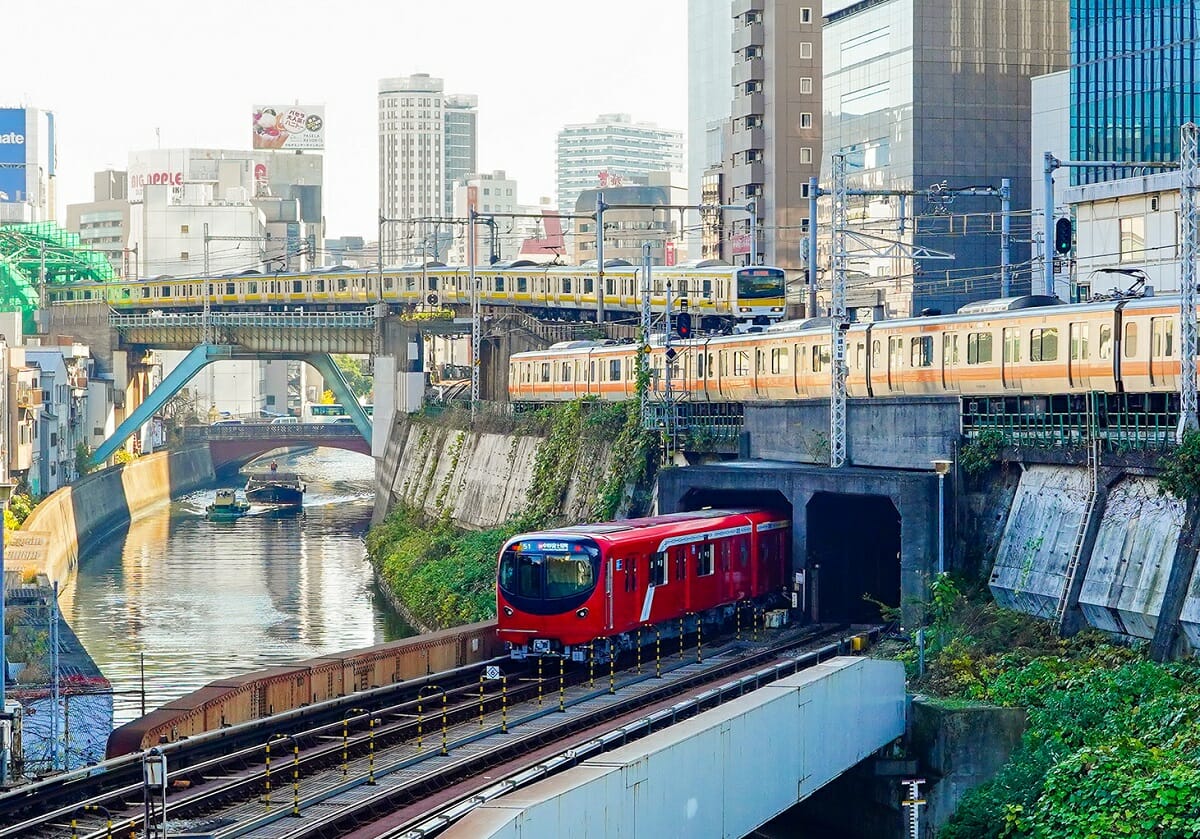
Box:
(1054, 217, 1073, 255)
(675, 311, 692, 339)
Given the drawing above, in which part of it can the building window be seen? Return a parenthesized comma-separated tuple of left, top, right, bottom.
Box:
(801, 7, 812, 23)
(1119, 216, 1145, 262)
(180, 251, 189, 260)
(800, 77, 813, 95)
(801, 183, 811, 198)
(800, 112, 813, 129)
(800, 147, 813, 164)
(180, 224, 189, 234)
(799, 41, 813, 59)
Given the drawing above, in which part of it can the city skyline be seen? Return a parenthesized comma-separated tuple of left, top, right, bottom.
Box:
(2, 0, 687, 239)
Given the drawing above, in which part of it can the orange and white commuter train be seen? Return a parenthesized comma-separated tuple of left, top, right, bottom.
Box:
(509, 294, 1185, 403)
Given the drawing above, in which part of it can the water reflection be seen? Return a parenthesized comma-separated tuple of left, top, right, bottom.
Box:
(59, 448, 413, 725)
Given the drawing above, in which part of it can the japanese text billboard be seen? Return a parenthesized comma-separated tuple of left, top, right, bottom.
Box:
(252, 105, 325, 150)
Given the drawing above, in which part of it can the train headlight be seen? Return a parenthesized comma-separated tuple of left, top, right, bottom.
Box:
(739, 306, 751, 313)
(576, 607, 589, 618)
(502, 606, 514, 616)
(771, 307, 784, 312)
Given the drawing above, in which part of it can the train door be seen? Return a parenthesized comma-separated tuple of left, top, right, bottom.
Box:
(618, 555, 639, 631)
(1151, 316, 1175, 386)
(754, 347, 765, 397)
(887, 336, 904, 393)
(1002, 327, 1020, 390)
(1069, 321, 1091, 389)
(605, 556, 615, 631)
(941, 332, 960, 390)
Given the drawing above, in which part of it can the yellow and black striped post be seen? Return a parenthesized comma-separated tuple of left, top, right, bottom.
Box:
(697, 615, 703, 663)
(264, 737, 274, 809)
(754, 605, 761, 642)
(558, 656, 566, 712)
(479, 670, 486, 727)
(501, 676, 509, 733)
(655, 625, 662, 678)
(736, 600, 742, 640)
(417, 693, 425, 751)
(538, 656, 544, 707)
(342, 717, 349, 777)
(679, 615, 685, 659)
(589, 640, 596, 688)
(367, 717, 378, 785)
(70, 817, 77, 839)
(440, 690, 449, 756)
(291, 739, 300, 816)
(609, 641, 616, 695)
(636, 628, 642, 673)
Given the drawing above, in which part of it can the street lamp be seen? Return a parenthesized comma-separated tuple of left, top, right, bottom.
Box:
(142, 746, 167, 838)
(931, 459, 952, 576)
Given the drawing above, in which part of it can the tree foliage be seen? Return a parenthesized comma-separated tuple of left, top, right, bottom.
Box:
(1158, 428, 1200, 500)
(331, 354, 374, 401)
(959, 430, 1006, 478)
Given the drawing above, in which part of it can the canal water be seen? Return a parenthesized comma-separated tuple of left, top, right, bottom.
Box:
(58, 448, 413, 725)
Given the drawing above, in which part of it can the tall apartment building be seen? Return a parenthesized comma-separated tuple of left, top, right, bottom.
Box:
(1071, 0, 1198, 184)
(449, 170, 518, 264)
(378, 74, 478, 261)
(443, 95, 478, 216)
(688, 0, 735, 257)
(821, 0, 1069, 317)
(556, 114, 684, 218)
(729, 2, 823, 272)
(66, 169, 130, 275)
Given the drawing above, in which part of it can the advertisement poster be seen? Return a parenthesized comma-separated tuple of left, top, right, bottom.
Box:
(0, 108, 27, 203)
(252, 105, 325, 150)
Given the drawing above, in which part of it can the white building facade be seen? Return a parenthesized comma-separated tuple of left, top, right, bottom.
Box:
(556, 114, 684, 218)
(450, 171, 519, 265)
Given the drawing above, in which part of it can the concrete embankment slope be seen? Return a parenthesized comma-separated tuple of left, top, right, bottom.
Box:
(9, 446, 215, 585)
(374, 417, 616, 529)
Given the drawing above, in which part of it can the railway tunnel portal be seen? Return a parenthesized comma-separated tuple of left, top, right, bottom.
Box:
(661, 461, 941, 630)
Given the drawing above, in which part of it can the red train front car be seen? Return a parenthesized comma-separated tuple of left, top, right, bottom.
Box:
(496, 509, 789, 660)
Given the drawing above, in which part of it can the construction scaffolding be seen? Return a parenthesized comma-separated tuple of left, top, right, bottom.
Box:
(0, 222, 117, 333)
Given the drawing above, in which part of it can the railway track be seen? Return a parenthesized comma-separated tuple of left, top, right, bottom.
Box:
(1, 622, 879, 839)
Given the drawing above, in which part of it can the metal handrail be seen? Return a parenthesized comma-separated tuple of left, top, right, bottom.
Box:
(110, 311, 377, 330)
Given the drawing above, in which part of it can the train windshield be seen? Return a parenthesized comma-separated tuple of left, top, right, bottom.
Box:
(499, 540, 599, 600)
(737, 268, 785, 299)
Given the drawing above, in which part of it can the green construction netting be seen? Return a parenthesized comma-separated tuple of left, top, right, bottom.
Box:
(0, 221, 117, 332)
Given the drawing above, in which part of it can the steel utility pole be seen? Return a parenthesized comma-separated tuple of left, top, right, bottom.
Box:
(468, 209, 479, 414)
(639, 242, 653, 430)
(830, 154, 849, 468)
(1179, 122, 1199, 437)
(596, 193, 606, 326)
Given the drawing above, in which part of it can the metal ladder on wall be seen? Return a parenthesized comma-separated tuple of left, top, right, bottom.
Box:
(1054, 395, 1101, 628)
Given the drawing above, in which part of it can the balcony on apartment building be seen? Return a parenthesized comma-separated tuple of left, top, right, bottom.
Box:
(732, 57, 765, 87)
(732, 92, 766, 120)
(730, 126, 766, 154)
(732, 21, 764, 52)
(732, 160, 766, 188)
(15, 383, 43, 408)
(732, 0, 765, 14)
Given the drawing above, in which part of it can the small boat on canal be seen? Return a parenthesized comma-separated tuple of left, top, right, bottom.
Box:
(244, 466, 305, 508)
(206, 488, 251, 521)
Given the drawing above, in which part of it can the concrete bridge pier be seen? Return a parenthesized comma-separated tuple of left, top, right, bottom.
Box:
(371, 315, 426, 459)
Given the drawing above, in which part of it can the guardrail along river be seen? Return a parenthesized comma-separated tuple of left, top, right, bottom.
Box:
(58, 448, 412, 724)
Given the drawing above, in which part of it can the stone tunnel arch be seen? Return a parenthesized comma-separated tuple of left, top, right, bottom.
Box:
(805, 492, 901, 623)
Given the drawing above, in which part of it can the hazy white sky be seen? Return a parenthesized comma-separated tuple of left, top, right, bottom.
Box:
(5, 0, 688, 238)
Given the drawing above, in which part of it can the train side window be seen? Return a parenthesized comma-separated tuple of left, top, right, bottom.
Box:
(703, 279, 712, 296)
(292, 280, 303, 294)
(1070, 322, 1090, 360)
(707, 353, 714, 377)
(225, 282, 236, 295)
(518, 277, 528, 293)
(1003, 328, 1021, 363)
(967, 332, 993, 364)
(495, 276, 505, 292)
(676, 551, 686, 581)
(856, 342, 866, 369)
(429, 276, 438, 290)
(649, 552, 667, 587)
(406, 277, 416, 291)
(871, 340, 882, 368)
(609, 359, 621, 381)
(696, 543, 714, 576)
(589, 361, 595, 382)
(584, 278, 594, 294)
(910, 336, 933, 367)
(248, 281, 258, 294)
(720, 351, 728, 376)
(889, 336, 904, 369)
(562, 277, 571, 294)
(1099, 324, 1113, 359)
(1124, 322, 1138, 358)
(561, 362, 572, 382)
(770, 347, 785, 374)
(384, 276, 395, 290)
(539, 363, 550, 383)
(1030, 327, 1059, 362)
(316, 279, 326, 292)
(812, 344, 830, 372)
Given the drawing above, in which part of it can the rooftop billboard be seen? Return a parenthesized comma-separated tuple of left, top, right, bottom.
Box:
(252, 105, 324, 151)
(0, 108, 28, 203)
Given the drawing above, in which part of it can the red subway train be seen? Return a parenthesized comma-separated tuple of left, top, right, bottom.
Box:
(496, 509, 790, 660)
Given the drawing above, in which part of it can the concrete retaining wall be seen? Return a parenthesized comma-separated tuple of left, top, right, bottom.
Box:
(10, 446, 215, 586)
(374, 418, 614, 529)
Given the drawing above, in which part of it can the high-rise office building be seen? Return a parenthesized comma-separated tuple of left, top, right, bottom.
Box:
(0, 106, 56, 224)
(1071, 0, 1198, 184)
(378, 74, 477, 261)
(65, 169, 130, 275)
(729, 1, 823, 272)
(556, 114, 683, 218)
(821, 0, 1069, 316)
(687, 0, 734, 256)
(444, 94, 478, 216)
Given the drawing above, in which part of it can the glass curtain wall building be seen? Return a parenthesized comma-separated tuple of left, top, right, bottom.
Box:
(822, 0, 1069, 316)
(1071, 0, 1199, 184)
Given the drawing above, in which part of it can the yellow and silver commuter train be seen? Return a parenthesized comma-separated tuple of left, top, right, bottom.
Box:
(48, 261, 788, 328)
(509, 293, 1188, 404)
